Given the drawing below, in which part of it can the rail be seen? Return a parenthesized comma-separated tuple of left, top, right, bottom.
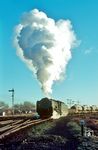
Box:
(0, 118, 52, 140)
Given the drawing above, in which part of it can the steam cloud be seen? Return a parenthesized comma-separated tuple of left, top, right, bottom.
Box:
(14, 9, 77, 95)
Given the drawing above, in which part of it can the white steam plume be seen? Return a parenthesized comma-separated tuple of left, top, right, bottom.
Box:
(14, 9, 77, 95)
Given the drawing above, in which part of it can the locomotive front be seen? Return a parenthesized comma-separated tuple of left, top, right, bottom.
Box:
(37, 97, 53, 118)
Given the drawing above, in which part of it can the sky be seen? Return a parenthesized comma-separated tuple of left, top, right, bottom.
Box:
(0, 0, 98, 106)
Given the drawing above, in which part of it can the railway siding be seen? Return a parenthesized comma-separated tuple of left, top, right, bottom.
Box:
(0, 117, 52, 140)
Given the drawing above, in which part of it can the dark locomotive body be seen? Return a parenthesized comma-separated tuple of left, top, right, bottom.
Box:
(36, 97, 68, 118)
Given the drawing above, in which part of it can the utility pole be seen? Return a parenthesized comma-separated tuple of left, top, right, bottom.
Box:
(67, 99, 75, 108)
(8, 88, 14, 115)
(77, 100, 80, 105)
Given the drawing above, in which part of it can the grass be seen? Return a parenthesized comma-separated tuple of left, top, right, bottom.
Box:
(1, 116, 98, 149)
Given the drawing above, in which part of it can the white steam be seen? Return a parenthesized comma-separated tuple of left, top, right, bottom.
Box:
(14, 9, 77, 95)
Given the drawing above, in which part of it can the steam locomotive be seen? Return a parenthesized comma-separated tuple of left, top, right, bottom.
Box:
(36, 97, 68, 119)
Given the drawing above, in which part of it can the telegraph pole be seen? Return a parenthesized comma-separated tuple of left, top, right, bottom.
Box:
(67, 99, 75, 108)
(8, 88, 14, 115)
(77, 100, 80, 105)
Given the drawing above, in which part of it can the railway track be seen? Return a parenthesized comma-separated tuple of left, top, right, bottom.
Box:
(68, 112, 98, 118)
(0, 117, 52, 140)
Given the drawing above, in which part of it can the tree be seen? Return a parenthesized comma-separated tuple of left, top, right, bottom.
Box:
(0, 101, 9, 109)
(22, 101, 35, 113)
(14, 101, 35, 114)
(0, 101, 9, 115)
(14, 104, 22, 114)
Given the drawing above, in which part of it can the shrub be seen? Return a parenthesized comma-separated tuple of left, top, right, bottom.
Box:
(66, 121, 81, 137)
